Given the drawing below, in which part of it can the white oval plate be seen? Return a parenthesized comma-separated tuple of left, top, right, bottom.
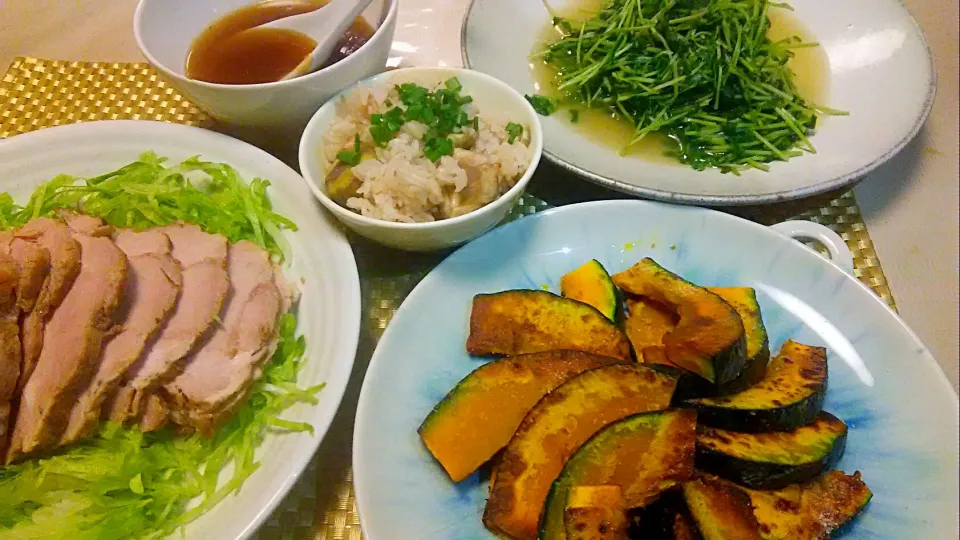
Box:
(353, 200, 958, 538)
(0, 120, 362, 540)
(462, 0, 936, 205)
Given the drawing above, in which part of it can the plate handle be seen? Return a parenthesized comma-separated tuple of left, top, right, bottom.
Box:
(769, 220, 855, 275)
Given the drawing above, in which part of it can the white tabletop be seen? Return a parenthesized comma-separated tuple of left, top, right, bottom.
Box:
(1, 0, 957, 390)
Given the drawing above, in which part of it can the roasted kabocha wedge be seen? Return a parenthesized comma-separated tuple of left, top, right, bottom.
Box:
(623, 296, 677, 358)
(562, 485, 629, 540)
(682, 477, 763, 540)
(466, 290, 632, 360)
(539, 410, 697, 539)
(671, 511, 700, 540)
(746, 470, 872, 539)
(419, 350, 624, 482)
(705, 287, 770, 394)
(483, 364, 677, 540)
(689, 340, 827, 432)
(612, 258, 746, 385)
(626, 489, 692, 540)
(561, 259, 619, 322)
(695, 412, 848, 489)
(632, 287, 769, 400)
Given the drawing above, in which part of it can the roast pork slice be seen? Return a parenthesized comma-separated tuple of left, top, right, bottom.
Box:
(14, 218, 81, 393)
(59, 210, 114, 237)
(1, 232, 51, 314)
(6, 223, 127, 463)
(165, 241, 285, 435)
(59, 229, 182, 446)
(139, 394, 170, 433)
(9, 239, 51, 313)
(0, 255, 20, 457)
(104, 224, 229, 424)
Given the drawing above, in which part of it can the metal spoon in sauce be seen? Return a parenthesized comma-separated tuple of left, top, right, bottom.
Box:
(258, 0, 374, 80)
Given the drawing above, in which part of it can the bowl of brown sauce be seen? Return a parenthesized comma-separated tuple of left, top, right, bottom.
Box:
(134, 0, 398, 130)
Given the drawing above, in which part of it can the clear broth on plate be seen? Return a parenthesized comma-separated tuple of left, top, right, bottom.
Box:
(186, 0, 375, 85)
(530, 1, 829, 161)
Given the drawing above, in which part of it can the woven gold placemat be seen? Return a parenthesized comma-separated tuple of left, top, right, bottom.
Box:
(0, 57, 897, 539)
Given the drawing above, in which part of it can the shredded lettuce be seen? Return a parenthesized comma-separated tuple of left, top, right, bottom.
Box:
(2, 151, 297, 262)
(0, 153, 320, 539)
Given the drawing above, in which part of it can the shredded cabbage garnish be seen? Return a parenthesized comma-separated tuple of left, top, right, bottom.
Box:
(0, 151, 297, 261)
(0, 152, 321, 539)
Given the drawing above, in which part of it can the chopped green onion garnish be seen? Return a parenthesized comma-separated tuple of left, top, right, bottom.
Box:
(369, 82, 477, 149)
(424, 136, 454, 162)
(336, 134, 363, 166)
(506, 122, 524, 144)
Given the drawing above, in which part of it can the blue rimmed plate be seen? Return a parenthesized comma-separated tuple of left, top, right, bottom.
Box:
(353, 200, 957, 539)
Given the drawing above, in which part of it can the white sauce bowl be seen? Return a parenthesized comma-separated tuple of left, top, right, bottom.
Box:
(134, 0, 399, 130)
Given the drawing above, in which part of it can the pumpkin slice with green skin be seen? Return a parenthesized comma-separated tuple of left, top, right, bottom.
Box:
(561, 260, 619, 322)
(625, 489, 691, 539)
(745, 470, 872, 540)
(624, 296, 678, 358)
(539, 410, 697, 539)
(483, 364, 677, 540)
(419, 350, 624, 482)
(562, 485, 629, 540)
(701, 470, 872, 540)
(689, 340, 827, 432)
(795, 470, 872, 538)
(612, 258, 746, 385)
(642, 348, 714, 402)
(672, 511, 701, 540)
(631, 287, 770, 400)
(695, 412, 848, 489)
(682, 477, 763, 540)
(622, 296, 697, 397)
(466, 290, 631, 360)
(706, 287, 770, 394)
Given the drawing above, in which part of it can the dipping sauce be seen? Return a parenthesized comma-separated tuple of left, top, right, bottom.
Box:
(186, 1, 376, 85)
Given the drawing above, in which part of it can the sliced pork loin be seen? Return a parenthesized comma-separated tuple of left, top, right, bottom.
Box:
(0, 254, 21, 457)
(139, 394, 170, 433)
(164, 240, 289, 435)
(58, 229, 182, 446)
(104, 224, 229, 424)
(0, 231, 51, 314)
(13, 218, 81, 393)
(1, 233, 50, 457)
(6, 217, 127, 463)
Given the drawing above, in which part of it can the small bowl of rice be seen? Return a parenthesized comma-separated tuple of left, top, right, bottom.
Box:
(298, 67, 543, 251)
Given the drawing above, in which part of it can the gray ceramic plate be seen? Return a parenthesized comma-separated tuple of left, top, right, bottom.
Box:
(462, 0, 936, 205)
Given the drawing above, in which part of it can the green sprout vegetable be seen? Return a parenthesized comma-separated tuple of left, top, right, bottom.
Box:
(0, 152, 319, 539)
(525, 94, 559, 116)
(536, 0, 844, 173)
(506, 122, 524, 144)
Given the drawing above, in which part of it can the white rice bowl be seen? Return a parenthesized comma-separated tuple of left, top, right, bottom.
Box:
(320, 81, 533, 223)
